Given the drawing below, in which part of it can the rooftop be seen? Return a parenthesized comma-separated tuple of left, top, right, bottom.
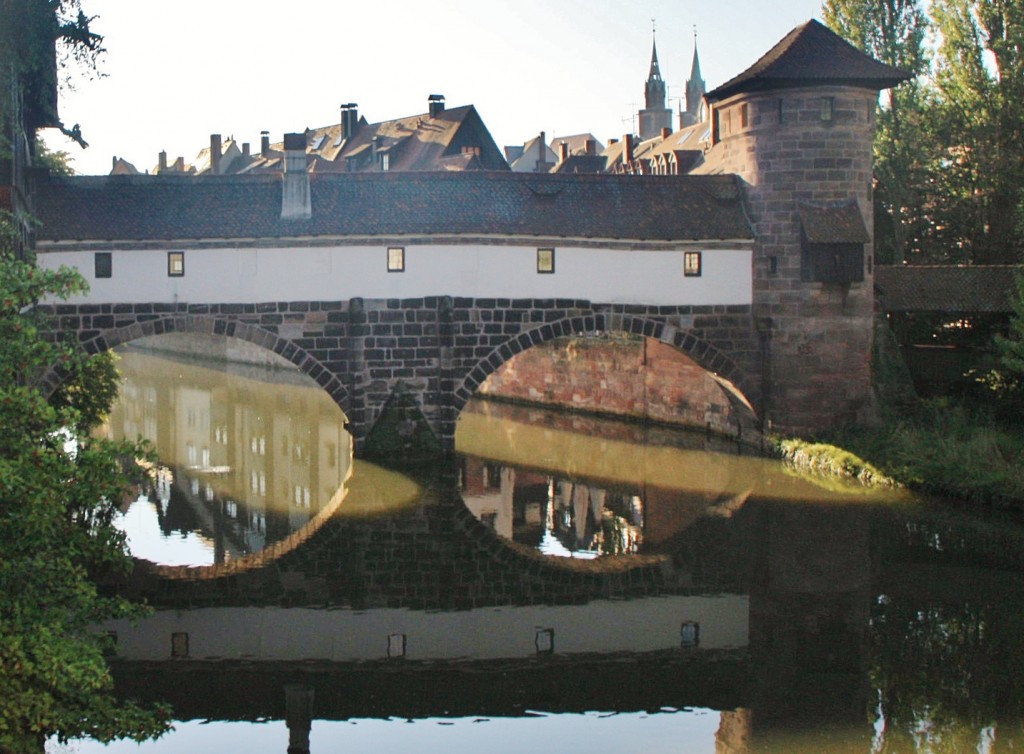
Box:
(34, 171, 754, 244)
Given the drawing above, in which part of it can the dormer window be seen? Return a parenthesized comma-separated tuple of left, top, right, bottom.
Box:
(798, 203, 869, 285)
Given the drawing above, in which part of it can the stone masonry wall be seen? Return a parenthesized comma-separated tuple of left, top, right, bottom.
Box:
(41, 298, 760, 452)
(710, 86, 877, 433)
(477, 335, 739, 435)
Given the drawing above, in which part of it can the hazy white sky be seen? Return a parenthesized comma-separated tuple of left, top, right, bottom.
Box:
(40, 0, 824, 175)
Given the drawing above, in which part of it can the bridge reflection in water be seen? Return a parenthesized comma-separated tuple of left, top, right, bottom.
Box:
(79, 335, 1024, 754)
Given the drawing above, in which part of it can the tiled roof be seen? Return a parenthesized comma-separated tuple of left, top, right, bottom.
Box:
(551, 155, 607, 174)
(34, 171, 754, 243)
(875, 265, 1022, 313)
(799, 202, 870, 244)
(707, 19, 910, 102)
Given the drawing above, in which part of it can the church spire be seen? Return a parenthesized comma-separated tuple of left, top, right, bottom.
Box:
(645, 25, 666, 110)
(684, 27, 707, 126)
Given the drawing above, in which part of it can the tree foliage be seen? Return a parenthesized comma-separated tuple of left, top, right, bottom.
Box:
(824, 0, 1024, 265)
(0, 213, 170, 751)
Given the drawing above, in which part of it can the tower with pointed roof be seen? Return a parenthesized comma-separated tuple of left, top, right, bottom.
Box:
(682, 35, 706, 127)
(702, 19, 910, 433)
(638, 33, 673, 140)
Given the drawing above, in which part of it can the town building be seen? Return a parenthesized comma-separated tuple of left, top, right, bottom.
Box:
(25, 19, 909, 441)
(146, 95, 509, 176)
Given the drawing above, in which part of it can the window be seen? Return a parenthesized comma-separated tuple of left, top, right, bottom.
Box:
(167, 251, 184, 277)
(94, 252, 112, 279)
(387, 246, 405, 272)
(536, 248, 555, 274)
(684, 251, 702, 277)
(820, 96, 834, 122)
(740, 103, 748, 128)
(380, 153, 390, 172)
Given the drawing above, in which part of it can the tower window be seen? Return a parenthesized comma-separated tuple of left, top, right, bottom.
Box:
(740, 103, 748, 128)
(820, 97, 835, 122)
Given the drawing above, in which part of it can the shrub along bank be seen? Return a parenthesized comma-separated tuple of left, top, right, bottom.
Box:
(777, 397, 1024, 510)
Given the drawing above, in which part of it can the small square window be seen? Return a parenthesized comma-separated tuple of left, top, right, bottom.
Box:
(387, 246, 405, 272)
(684, 251, 702, 277)
(168, 251, 185, 277)
(537, 248, 555, 274)
(94, 252, 112, 279)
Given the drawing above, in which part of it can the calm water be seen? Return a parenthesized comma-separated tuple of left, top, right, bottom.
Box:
(57, 335, 1024, 753)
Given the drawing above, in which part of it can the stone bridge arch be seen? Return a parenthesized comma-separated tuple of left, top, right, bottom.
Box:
(49, 312, 352, 423)
(451, 312, 761, 439)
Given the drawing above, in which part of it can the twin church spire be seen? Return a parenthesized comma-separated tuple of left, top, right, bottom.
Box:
(639, 24, 706, 137)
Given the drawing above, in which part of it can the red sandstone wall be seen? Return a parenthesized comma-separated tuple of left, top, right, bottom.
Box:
(477, 336, 737, 435)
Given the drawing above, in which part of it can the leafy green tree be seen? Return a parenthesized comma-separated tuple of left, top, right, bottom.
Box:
(930, 0, 1024, 264)
(0, 213, 170, 752)
(823, 0, 935, 264)
(996, 272, 1024, 379)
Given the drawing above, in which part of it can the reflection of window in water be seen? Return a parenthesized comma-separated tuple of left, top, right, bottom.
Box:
(225, 501, 238, 518)
(484, 463, 502, 490)
(480, 511, 498, 530)
(325, 442, 336, 468)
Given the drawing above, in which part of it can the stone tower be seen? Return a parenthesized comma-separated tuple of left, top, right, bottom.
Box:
(638, 36, 673, 139)
(702, 20, 909, 433)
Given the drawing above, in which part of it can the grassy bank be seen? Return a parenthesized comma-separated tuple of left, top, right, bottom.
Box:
(782, 399, 1024, 509)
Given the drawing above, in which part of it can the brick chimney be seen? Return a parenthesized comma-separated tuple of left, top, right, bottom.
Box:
(281, 132, 311, 220)
(661, 127, 672, 140)
(585, 139, 596, 156)
(428, 94, 445, 118)
(558, 141, 569, 162)
(260, 130, 270, 157)
(340, 103, 358, 142)
(158, 150, 168, 172)
(210, 134, 222, 175)
(622, 134, 633, 164)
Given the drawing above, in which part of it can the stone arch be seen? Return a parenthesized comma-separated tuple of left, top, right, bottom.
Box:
(453, 313, 760, 433)
(66, 314, 351, 419)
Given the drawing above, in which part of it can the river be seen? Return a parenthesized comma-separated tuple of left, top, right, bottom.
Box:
(51, 336, 1024, 753)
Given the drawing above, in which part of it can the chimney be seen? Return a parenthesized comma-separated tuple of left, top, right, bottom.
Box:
(622, 134, 633, 164)
(585, 138, 596, 156)
(661, 127, 672, 140)
(558, 141, 569, 162)
(242, 142, 250, 158)
(281, 132, 311, 221)
(260, 130, 270, 157)
(111, 156, 117, 171)
(158, 150, 168, 172)
(428, 94, 445, 118)
(340, 103, 358, 142)
(210, 134, 222, 175)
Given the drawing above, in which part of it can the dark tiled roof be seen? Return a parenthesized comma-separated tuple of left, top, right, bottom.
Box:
(875, 265, 1022, 313)
(34, 171, 754, 243)
(799, 202, 870, 244)
(551, 155, 607, 174)
(707, 19, 910, 102)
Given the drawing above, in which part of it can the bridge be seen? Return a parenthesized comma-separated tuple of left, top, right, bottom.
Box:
(30, 21, 907, 451)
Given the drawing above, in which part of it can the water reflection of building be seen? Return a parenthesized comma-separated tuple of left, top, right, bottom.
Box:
(460, 458, 643, 558)
(102, 344, 352, 563)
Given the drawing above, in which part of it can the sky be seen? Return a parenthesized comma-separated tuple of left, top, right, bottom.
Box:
(40, 0, 825, 176)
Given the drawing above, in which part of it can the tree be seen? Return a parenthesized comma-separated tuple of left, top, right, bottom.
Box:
(823, 0, 935, 264)
(929, 0, 1024, 264)
(0, 215, 170, 750)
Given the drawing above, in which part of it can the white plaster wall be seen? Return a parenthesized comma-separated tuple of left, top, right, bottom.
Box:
(101, 594, 749, 661)
(36, 243, 752, 307)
